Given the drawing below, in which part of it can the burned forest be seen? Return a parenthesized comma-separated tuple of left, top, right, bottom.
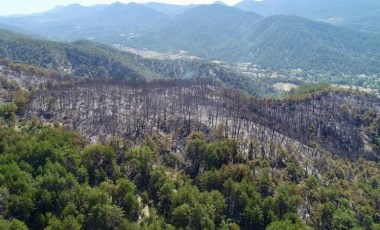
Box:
(28, 77, 380, 161)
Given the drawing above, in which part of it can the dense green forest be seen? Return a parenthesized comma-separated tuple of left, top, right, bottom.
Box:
(0, 29, 153, 81)
(125, 5, 380, 74)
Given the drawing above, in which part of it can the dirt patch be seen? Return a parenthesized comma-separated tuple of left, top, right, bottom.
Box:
(273, 83, 298, 91)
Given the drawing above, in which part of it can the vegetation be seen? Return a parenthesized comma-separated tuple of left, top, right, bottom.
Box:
(127, 5, 380, 74)
(0, 29, 149, 80)
(0, 2, 169, 42)
(0, 3, 380, 229)
(298, 71, 380, 95)
(0, 101, 380, 229)
(2, 3, 380, 74)
(235, 0, 380, 33)
(0, 29, 279, 97)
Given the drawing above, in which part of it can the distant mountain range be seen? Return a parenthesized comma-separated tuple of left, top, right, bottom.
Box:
(1, 1, 380, 74)
(125, 4, 380, 74)
(0, 2, 169, 42)
(235, 0, 380, 33)
(143, 2, 195, 16)
(127, 5, 262, 57)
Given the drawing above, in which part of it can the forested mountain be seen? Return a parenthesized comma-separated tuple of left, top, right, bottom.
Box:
(0, 29, 154, 80)
(127, 4, 262, 57)
(239, 15, 380, 73)
(235, 0, 380, 33)
(0, 2, 169, 42)
(0, 29, 278, 96)
(143, 2, 195, 16)
(127, 5, 380, 74)
(1, 3, 380, 74)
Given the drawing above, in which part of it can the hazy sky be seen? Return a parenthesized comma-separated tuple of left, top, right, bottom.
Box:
(0, 0, 245, 16)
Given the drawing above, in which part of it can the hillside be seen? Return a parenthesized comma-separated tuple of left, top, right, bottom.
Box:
(0, 29, 279, 97)
(1, 95, 380, 230)
(235, 0, 380, 33)
(26, 79, 380, 161)
(126, 5, 380, 74)
(238, 15, 380, 73)
(1, 67, 380, 229)
(127, 4, 262, 59)
(1, 3, 380, 74)
(2, 58, 378, 161)
(0, 2, 169, 42)
(0, 29, 153, 80)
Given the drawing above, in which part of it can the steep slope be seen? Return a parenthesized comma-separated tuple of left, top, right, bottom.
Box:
(0, 2, 169, 42)
(0, 29, 152, 80)
(2, 87, 380, 230)
(235, 0, 380, 33)
(128, 4, 263, 58)
(236, 15, 380, 73)
(1, 37, 380, 230)
(2, 60, 372, 162)
(0, 29, 276, 97)
(127, 6, 380, 74)
(27, 79, 380, 160)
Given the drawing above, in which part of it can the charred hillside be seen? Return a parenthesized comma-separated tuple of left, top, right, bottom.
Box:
(252, 89, 380, 160)
(28, 78, 380, 161)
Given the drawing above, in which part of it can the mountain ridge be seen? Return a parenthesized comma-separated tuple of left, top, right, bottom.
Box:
(1, 2, 380, 74)
(125, 5, 380, 74)
(0, 28, 277, 97)
(235, 0, 380, 33)
(0, 2, 169, 42)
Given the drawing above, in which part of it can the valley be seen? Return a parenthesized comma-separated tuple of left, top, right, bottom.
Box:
(113, 44, 200, 60)
(2, 3, 380, 74)
(0, 1, 380, 230)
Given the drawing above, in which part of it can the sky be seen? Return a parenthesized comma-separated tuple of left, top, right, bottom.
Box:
(0, 0, 245, 16)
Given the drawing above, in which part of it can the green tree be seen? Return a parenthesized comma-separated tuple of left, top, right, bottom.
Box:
(100, 179, 140, 220)
(0, 218, 28, 230)
(82, 144, 118, 185)
(171, 204, 192, 228)
(185, 137, 207, 178)
(148, 168, 175, 217)
(267, 219, 310, 230)
(332, 208, 358, 230)
(274, 183, 301, 219)
(125, 146, 155, 188)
